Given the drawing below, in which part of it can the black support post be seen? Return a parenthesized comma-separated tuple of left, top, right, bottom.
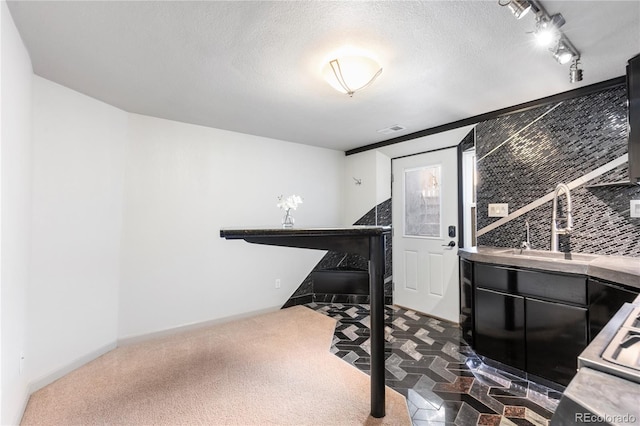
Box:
(368, 234, 386, 418)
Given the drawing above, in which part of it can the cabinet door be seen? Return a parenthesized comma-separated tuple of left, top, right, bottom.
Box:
(588, 278, 639, 341)
(526, 298, 587, 386)
(474, 287, 525, 370)
(460, 259, 474, 346)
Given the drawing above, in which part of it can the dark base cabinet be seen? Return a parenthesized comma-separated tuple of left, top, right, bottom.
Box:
(459, 259, 474, 346)
(526, 298, 587, 386)
(464, 260, 640, 387)
(588, 278, 638, 340)
(475, 288, 525, 370)
(468, 261, 601, 387)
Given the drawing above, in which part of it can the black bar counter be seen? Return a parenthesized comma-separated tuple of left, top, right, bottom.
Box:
(220, 226, 391, 418)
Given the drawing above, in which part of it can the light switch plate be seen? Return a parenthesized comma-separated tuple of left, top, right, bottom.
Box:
(631, 200, 640, 218)
(488, 203, 509, 217)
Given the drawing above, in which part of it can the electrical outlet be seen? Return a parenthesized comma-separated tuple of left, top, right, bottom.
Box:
(631, 200, 640, 218)
(488, 203, 509, 217)
(275, 279, 281, 289)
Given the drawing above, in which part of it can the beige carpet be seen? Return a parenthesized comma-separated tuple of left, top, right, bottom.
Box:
(21, 306, 411, 425)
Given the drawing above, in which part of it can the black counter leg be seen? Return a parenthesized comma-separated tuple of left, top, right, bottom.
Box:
(368, 235, 386, 418)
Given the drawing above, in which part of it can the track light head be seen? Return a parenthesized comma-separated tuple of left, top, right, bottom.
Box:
(534, 14, 565, 47)
(553, 38, 578, 65)
(506, 0, 532, 19)
(570, 60, 584, 83)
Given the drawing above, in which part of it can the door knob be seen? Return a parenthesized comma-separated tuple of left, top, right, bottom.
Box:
(442, 241, 456, 247)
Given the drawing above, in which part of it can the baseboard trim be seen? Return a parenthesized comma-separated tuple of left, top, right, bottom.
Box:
(117, 305, 282, 347)
(14, 387, 31, 426)
(24, 305, 283, 411)
(28, 341, 118, 395)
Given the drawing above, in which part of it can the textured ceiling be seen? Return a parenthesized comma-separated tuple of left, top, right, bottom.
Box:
(7, 1, 640, 152)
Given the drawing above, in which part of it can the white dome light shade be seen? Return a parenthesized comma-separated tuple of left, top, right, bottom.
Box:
(322, 55, 383, 96)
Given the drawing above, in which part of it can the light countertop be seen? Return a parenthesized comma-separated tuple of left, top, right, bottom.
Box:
(458, 246, 640, 289)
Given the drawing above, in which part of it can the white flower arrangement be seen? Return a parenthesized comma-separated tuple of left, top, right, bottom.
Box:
(277, 194, 303, 211)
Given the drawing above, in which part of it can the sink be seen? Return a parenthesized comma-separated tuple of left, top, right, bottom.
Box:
(498, 249, 599, 262)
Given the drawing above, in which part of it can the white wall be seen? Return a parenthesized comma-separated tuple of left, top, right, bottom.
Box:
(27, 76, 127, 388)
(343, 150, 391, 225)
(344, 151, 377, 224)
(1, 2, 33, 423)
(21, 76, 345, 407)
(3, 4, 345, 415)
(4, 69, 343, 410)
(118, 114, 345, 339)
(375, 151, 391, 206)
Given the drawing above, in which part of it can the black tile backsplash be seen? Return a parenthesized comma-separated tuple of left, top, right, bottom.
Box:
(476, 86, 640, 256)
(288, 85, 639, 310)
(284, 198, 393, 308)
(460, 129, 475, 152)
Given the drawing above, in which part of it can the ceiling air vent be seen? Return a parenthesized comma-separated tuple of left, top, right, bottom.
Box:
(377, 124, 406, 135)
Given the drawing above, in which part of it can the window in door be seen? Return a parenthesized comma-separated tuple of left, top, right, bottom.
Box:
(404, 165, 441, 238)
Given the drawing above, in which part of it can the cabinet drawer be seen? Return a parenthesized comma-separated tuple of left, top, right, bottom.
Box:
(517, 269, 587, 305)
(474, 263, 516, 293)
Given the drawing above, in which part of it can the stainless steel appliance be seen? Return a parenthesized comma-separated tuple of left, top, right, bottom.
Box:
(551, 302, 640, 425)
(579, 303, 640, 383)
(600, 304, 640, 379)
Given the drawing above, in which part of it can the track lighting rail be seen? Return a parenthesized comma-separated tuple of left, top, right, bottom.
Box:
(500, 0, 583, 82)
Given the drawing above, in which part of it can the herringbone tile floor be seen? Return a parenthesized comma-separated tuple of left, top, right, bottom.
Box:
(307, 303, 561, 426)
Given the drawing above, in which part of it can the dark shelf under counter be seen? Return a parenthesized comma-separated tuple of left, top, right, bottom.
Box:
(312, 267, 369, 295)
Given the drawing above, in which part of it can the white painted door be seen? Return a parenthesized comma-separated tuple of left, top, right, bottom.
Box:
(392, 148, 459, 323)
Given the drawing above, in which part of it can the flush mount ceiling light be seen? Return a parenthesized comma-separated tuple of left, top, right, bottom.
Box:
(498, 0, 583, 84)
(322, 51, 383, 97)
(500, 0, 532, 19)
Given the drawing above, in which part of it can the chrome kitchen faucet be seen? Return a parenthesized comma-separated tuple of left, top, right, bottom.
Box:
(551, 183, 573, 252)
